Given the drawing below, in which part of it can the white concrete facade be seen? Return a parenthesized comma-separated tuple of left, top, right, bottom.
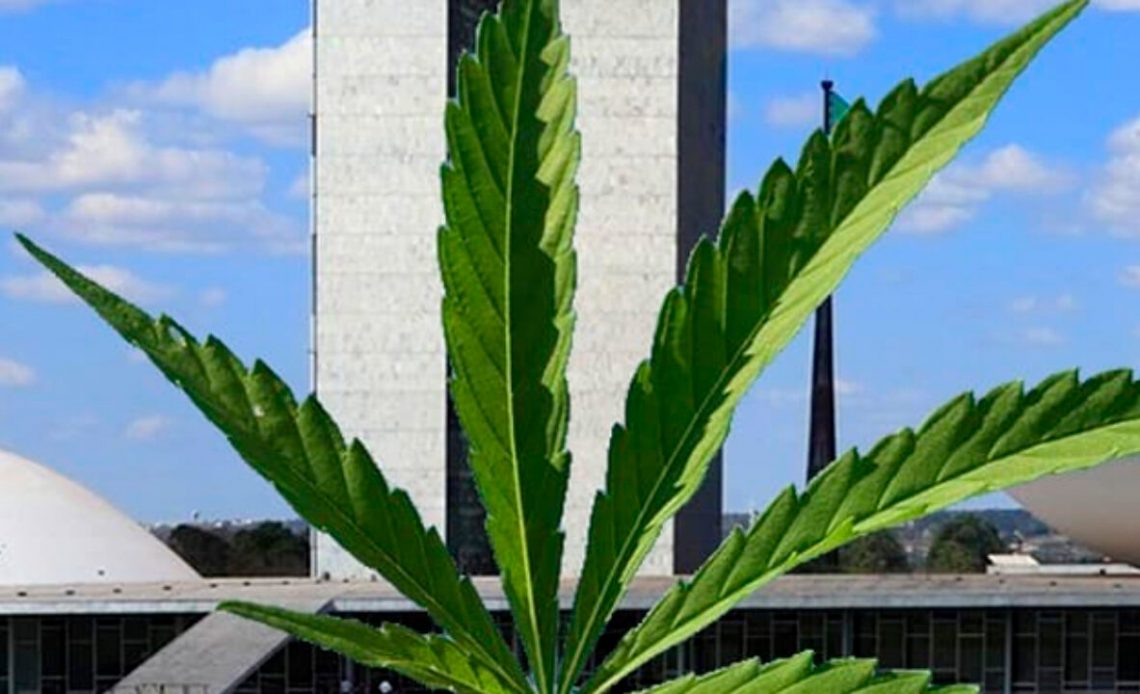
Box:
(313, 0, 450, 580)
(314, 0, 719, 579)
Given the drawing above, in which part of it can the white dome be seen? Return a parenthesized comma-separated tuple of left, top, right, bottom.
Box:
(0, 449, 199, 585)
(1011, 455, 1140, 566)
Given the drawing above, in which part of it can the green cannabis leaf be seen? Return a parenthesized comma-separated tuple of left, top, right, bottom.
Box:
(15, 234, 528, 693)
(559, 3, 1088, 690)
(18, 1, 1105, 693)
(438, 0, 579, 690)
(583, 369, 1140, 693)
(636, 653, 978, 694)
(222, 602, 516, 694)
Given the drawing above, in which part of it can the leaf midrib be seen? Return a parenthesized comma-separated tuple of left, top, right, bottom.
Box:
(500, 4, 550, 693)
(586, 399, 1135, 694)
(560, 283, 772, 693)
(577, 13, 1074, 692)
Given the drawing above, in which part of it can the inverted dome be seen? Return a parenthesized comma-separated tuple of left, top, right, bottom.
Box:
(1011, 455, 1140, 566)
(0, 449, 199, 585)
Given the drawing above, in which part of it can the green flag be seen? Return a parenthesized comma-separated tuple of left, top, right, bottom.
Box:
(827, 90, 851, 132)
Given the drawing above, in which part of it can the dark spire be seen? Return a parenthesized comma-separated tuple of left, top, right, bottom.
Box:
(807, 79, 838, 483)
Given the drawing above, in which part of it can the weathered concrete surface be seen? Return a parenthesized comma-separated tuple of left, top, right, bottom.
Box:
(112, 598, 329, 693)
(312, 0, 727, 580)
(312, 0, 449, 581)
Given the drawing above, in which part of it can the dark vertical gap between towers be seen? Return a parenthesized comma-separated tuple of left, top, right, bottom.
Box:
(446, 0, 502, 577)
(674, 0, 728, 575)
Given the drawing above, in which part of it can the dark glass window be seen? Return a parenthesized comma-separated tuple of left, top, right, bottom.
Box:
(1039, 614, 1062, 667)
(1014, 634, 1036, 683)
(95, 621, 122, 677)
(959, 636, 983, 683)
(907, 634, 930, 669)
(67, 640, 93, 691)
(40, 620, 64, 677)
(772, 616, 798, 659)
(442, 0, 503, 580)
(933, 618, 957, 670)
(1120, 634, 1140, 680)
(0, 621, 8, 677)
(879, 617, 905, 669)
(288, 639, 314, 688)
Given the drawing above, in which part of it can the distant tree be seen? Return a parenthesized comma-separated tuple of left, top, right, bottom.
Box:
(926, 514, 1005, 573)
(838, 532, 909, 574)
(167, 524, 231, 577)
(228, 521, 309, 577)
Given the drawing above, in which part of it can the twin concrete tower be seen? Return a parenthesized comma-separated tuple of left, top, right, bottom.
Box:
(312, 0, 727, 579)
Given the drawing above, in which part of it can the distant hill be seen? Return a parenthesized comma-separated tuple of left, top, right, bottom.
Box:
(724, 508, 1105, 566)
(149, 518, 309, 543)
(148, 519, 311, 577)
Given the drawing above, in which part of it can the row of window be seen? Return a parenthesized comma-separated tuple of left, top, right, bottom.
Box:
(1, 608, 1138, 693)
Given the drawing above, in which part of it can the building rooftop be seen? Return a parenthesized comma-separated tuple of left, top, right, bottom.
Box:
(0, 449, 198, 586)
(5, 573, 1140, 616)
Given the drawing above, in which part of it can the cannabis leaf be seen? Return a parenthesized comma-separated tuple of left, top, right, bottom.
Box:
(560, 2, 1089, 691)
(637, 652, 978, 694)
(14, 234, 528, 693)
(438, 0, 580, 691)
(222, 602, 516, 694)
(16, 1, 1103, 693)
(585, 368, 1140, 693)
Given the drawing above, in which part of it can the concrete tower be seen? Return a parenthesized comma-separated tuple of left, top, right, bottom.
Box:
(312, 0, 725, 580)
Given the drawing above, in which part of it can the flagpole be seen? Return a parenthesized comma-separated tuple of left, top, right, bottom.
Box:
(807, 79, 838, 484)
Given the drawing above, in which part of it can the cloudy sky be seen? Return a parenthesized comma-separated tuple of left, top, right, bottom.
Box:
(1, 0, 1139, 523)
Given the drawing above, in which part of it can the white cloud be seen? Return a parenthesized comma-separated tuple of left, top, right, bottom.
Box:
(897, 0, 1140, 24)
(899, 144, 1071, 234)
(1009, 293, 1078, 313)
(753, 386, 806, 408)
(835, 379, 863, 397)
(896, 203, 976, 235)
(895, 0, 1055, 24)
(1010, 296, 1035, 312)
(0, 71, 305, 253)
(288, 171, 309, 200)
(1120, 266, 1140, 288)
(972, 144, 1072, 192)
(0, 66, 24, 111)
(133, 30, 310, 146)
(1089, 116, 1140, 237)
(1056, 293, 1078, 312)
(199, 287, 227, 308)
(1022, 327, 1065, 346)
(0, 198, 45, 227)
(0, 356, 34, 387)
(1, 264, 173, 305)
(59, 193, 302, 254)
(0, 0, 61, 13)
(0, 109, 265, 198)
(49, 413, 99, 441)
(763, 93, 819, 128)
(124, 415, 170, 441)
(730, 0, 876, 56)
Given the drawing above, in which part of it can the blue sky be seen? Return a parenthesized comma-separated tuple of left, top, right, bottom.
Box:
(0, 0, 1139, 524)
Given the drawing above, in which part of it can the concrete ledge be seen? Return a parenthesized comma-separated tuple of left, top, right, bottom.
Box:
(2, 574, 1140, 617)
